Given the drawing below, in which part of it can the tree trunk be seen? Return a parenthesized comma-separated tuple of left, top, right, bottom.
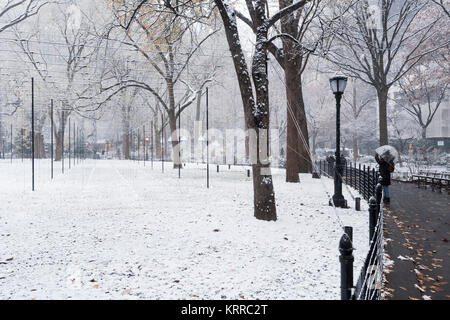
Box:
(53, 111, 68, 161)
(215, 0, 277, 221)
(352, 134, 358, 163)
(284, 62, 301, 182)
(377, 89, 389, 146)
(297, 85, 311, 174)
(55, 129, 63, 161)
(168, 110, 181, 169)
(311, 132, 317, 159)
(122, 132, 130, 159)
(154, 126, 162, 159)
(35, 132, 45, 158)
(251, 27, 277, 221)
(421, 126, 428, 161)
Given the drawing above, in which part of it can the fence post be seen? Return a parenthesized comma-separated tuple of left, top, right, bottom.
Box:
(369, 197, 378, 242)
(358, 163, 362, 194)
(362, 165, 366, 199)
(340, 226, 354, 300)
(349, 162, 353, 188)
(355, 197, 361, 211)
(372, 168, 376, 197)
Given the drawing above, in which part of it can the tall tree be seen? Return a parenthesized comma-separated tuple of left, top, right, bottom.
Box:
(213, 0, 311, 220)
(343, 79, 375, 162)
(0, 0, 48, 33)
(324, 0, 448, 146)
(236, 0, 324, 181)
(107, 0, 218, 169)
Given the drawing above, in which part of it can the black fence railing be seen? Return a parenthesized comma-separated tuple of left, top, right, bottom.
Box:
(354, 185, 384, 300)
(338, 184, 384, 300)
(317, 159, 385, 300)
(316, 160, 378, 201)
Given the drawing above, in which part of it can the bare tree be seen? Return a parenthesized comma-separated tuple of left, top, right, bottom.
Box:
(343, 79, 375, 162)
(397, 74, 448, 141)
(212, 0, 313, 221)
(324, 0, 448, 146)
(236, 0, 328, 181)
(0, 0, 48, 34)
(101, 0, 219, 168)
(431, 0, 450, 17)
(11, 2, 105, 160)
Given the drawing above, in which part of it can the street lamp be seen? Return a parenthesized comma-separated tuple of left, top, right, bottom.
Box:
(330, 75, 348, 208)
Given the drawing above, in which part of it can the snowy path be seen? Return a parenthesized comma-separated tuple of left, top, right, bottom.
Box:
(0, 160, 368, 299)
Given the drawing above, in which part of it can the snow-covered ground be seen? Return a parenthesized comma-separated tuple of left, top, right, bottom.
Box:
(0, 159, 369, 300)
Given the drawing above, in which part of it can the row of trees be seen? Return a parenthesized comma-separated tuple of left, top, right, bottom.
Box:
(0, 0, 448, 221)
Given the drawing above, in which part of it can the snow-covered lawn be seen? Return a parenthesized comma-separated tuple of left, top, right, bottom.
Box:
(0, 159, 368, 299)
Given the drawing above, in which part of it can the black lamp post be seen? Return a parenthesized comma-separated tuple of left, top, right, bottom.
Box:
(330, 75, 348, 208)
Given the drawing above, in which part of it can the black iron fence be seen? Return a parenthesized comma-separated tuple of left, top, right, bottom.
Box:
(317, 160, 378, 201)
(338, 183, 384, 300)
(316, 159, 385, 300)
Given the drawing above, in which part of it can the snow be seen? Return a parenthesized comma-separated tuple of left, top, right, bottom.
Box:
(0, 159, 369, 300)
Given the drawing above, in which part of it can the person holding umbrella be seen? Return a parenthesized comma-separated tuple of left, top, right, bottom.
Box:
(375, 146, 397, 204)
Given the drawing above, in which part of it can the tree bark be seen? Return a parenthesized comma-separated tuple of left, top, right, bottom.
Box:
(35, 133, 45, 158)
(280, 0, 311, 180)
(215, 0, 277, 221)
(53, 111, 68, 161)
(154, 122, 162, 159)
(297, 84, 311, 173)
(122, 132, 130, 159)
(284, 60, 301, 182)
(352, 134, 358, 163)
(377, 89, 389, 146)
(54, 129, 63, 161)
(168, 109, 181, 169)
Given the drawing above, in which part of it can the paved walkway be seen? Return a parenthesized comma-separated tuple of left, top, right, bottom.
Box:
(383, 181, 449, 300)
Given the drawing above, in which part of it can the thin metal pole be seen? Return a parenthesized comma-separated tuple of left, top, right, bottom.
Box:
(21, 127, 23, 162)
(31, 78, 35, 191)
(62, 110, 64, 174)
(10, 123, 12, 163)
(143, 125, 146, 167)
(68, 118, 71, 169)
(78, 127, 80, 163)
(50, 99, 53, 179)
(73, 122, 75, 167)
(332, 92, 346, 207)
(137, 127, 140, 164)
(75, 126, 77, 164)
(206, 87, 209, 189)
(178, 104, 181, 179)
(161, 114, 164, 173)
(151, 120, 154, 169)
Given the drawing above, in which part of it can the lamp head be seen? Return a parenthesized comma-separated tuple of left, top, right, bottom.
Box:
(330, 75, 348, 94)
